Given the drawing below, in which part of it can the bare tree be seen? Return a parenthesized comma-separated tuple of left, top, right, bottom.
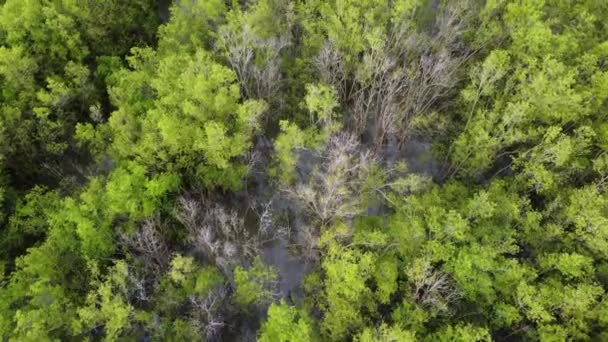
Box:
(288, 134, 375, 225)
(249, 198, 288, 242)
(189, 287, 229, 341)
(121, 215, 171, 283)
(119, 216, 172, 303)
(409, 260, 461, 314)
(350, 49, 406, 147)
(219, 28, 289, 101)
(175, 194, 260, 277)
(285, 133, 379, 257)
(315, 42, 348, 102)
(313, 2, 470, 151)
(128, 272, 150, 303)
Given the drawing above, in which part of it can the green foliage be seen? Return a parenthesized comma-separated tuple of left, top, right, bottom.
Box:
(562, 186, 608, 258)
(304, 83, 339, 130)
(62, 163, 179, 259)
(0, 0, 160, 188)
(72, 261, 134, 341)
(0, 0, 86, 72)
(234, 257, 277, 307)
(372, 255, 399, 304)
(0, 186, 60, 261)
(318, 235, 376, 340)
(424, 324, 491, 342)
(60, 0, 159, 56)
(448, 0, 608, 183)
(158, 0, 227, 53)
(538, 253, 594, 280)
(153, 254, 224, 320)
(299, 0, 393, 67)
(272, 120, 306, 184)
(0, 229, 84, 340)
(105, 162, 180, 220)
(355, 324, 416, 342)
(167, 254, 223, 296)
(107, 46, 266, 189)
(258, 301, 313, 342)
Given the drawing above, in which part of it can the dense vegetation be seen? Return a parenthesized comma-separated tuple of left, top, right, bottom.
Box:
(1, 0, 607, 340)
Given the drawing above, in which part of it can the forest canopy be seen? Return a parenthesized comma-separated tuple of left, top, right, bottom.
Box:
(1, 0, 608, 341)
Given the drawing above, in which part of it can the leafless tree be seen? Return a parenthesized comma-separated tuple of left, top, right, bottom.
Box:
(249, 198, 288, 242)
(175, 194, 260, 277)
(189, 287, 229, 341)
(350, 49, 406, 147)
(409, 261, 461, 314)
(293, 221, 319, 260)
(313, 2, 470, 151)
(288, 134, 375, 225)
(315, 42, 348, 101)
(120, 216, 171, 290)
(217, 9, 292, 104)
(285, 133, 379, 257)
(127, 270, 151, 303)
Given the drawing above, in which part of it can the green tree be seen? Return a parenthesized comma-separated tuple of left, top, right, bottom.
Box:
(234, 257, 277, 307)
(0, 186, 60, 263)
(318, 234, 375, 340)
(107, 47, 266, 189)
(259, 301, 313, 342)
(72, 261, 134, 341)
(272, 120, 305, 184)
(355, 324, 416, 342)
